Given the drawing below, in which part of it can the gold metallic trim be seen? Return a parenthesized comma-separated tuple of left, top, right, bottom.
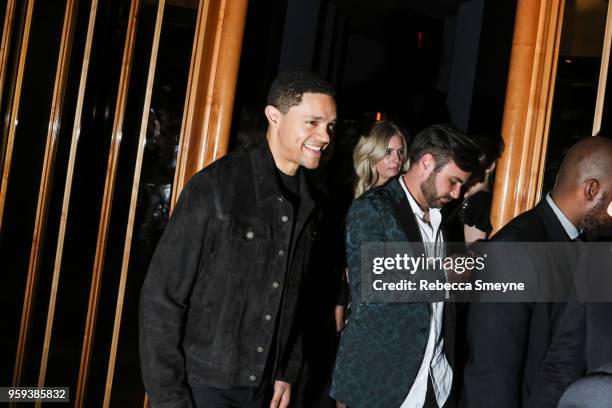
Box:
(75, 0, 141, 406)
(12, 0, 79, 388)
(103, 1, 165, 406)
(171, 0, 208, 207)
(0, 0, 34, 228)
(0, 0, 17, 150)
(534, 0, 566, 202)
(592, 0, 612, 136)
(37, 0, 100, 394)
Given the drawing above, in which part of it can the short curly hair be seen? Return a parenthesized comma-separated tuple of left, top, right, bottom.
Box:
(267, 70, 335, 113)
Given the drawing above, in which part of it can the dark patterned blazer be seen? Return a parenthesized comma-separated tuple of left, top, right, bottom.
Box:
(330, 177, 455, 407)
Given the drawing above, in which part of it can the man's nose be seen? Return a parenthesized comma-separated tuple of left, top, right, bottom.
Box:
(450, 184, 461, 199)
(320, 125, 331, 143)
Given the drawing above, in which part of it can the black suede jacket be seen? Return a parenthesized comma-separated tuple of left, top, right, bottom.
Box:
(139, 138, 317, 407)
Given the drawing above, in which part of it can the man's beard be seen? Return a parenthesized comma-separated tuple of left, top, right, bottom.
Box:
(583, 191, 612, 236)
(420, 170, 450, 209)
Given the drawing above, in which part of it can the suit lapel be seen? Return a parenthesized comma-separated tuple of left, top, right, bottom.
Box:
(386, 179, 423, 242)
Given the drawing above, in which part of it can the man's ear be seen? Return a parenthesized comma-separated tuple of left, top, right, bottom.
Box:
(584, 179, 600, 202)
(421, 153, 435, 173)
(265, 105, 281, 126)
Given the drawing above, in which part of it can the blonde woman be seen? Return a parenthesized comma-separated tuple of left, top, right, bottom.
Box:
(332, 121, 409, 404)
(353, 121, 409, 198)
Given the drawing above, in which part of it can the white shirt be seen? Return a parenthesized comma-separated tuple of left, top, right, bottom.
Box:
(545, 193, 580, 240)
(399, 176, 453, 408)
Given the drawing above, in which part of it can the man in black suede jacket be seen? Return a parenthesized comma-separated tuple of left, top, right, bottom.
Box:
(139, 71, 336, 408)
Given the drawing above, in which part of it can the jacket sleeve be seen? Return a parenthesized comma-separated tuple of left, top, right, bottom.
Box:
(276, 324, 303, 384)
(527, 300, 587, 408)
(139, 174, 214, 408)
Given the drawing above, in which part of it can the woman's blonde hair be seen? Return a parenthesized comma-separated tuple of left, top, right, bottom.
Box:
(353, 121, 408, 198)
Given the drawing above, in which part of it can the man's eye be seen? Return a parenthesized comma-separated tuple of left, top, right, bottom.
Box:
(306, 121, 318, 127)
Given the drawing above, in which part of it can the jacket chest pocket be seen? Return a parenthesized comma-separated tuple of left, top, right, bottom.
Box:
(229, 217, 273, 273)
(233, 217, 272, 243)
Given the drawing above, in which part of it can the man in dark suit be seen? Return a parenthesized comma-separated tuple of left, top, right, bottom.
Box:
(331, 125, 481, 408)
(463, 136, 612, 407)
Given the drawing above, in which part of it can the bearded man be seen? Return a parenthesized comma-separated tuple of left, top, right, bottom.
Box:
(464, 136, 612, 407)
(331, 124, 481, 408)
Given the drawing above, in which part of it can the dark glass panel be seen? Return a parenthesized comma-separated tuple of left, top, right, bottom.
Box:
(0, 0, 66, 386)
(84, 0, 158, 404)
(44, 0, 132, 391)
(18, 0, 95, 389)
(110, 0, 198, 405)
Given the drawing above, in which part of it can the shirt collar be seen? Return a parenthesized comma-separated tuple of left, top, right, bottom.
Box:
(545, 192, 580, 240)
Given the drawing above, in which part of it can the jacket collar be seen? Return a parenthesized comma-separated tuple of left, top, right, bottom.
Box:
(249, 136, 315, 216)
(536, 199, 573, 242)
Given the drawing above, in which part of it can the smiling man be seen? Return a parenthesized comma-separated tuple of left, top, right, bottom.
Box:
(331, 124, 481, 408)
(139, 71, 336, 408)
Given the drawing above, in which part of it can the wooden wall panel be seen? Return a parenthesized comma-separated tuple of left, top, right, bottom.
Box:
(491, 0, 565, 232)
(172, 0, 249, 206)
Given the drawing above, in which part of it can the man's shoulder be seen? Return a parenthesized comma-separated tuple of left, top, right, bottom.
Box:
(492, 205, 545, 242)
(187, 148, 253, 185)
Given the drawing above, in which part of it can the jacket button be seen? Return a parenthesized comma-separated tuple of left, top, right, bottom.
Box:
(281, 215, 289, 222)
(278, 249, 285, 256)
(256, 346, 264, 353)
(277, 196, 285, 202)
(264, 314, 272, 321)
(249, 374, 257, 382)
(245, 231, 254, 239)
(272, 281, 280, 289)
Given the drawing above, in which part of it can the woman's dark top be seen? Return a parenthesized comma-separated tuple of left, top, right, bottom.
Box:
(458, 190, 492, 234)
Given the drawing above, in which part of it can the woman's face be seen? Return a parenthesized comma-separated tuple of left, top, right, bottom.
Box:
(375, 134, 405, 186)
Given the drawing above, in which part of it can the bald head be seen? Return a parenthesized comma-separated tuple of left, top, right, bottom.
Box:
(552, 136, 612, 235)
(554, 136, 612, 194)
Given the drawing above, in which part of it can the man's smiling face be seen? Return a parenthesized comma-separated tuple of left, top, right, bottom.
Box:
(270, 92, 337, 174)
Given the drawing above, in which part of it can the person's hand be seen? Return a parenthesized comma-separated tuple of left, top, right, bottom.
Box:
(445, 254, 472, 283)
(334, 305, 345, 334)
(270, 380, 291, 408)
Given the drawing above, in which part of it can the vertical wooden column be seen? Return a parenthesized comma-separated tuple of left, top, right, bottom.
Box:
(491, 0, 565, 232)
(172, 0, 249, 206)
(592, 0, 612, 136)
